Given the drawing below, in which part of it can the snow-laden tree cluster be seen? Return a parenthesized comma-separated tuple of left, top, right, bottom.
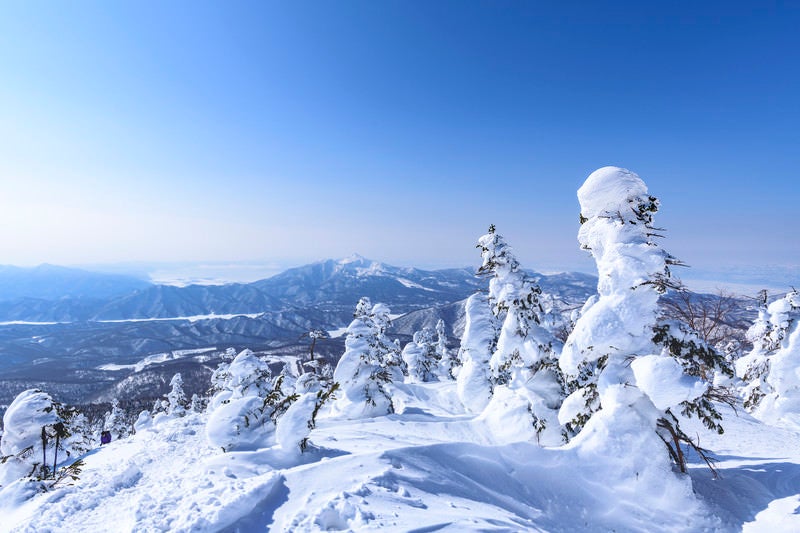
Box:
(205, 349, 293, 451)
(456, 167, 734, 472)
(402, 319, 453, 383)
(737, 289, 800, 424)
(205, 348, 338, 454)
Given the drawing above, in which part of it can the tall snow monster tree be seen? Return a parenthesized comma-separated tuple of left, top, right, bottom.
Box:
(559, 166, 732, 473)
(456, 293, 497, 414)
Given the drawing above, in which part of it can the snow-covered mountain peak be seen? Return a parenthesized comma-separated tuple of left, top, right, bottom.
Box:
(338, 253, 370, 265)
(333, 254, 388, 277)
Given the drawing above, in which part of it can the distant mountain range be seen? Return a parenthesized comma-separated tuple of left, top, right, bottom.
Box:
(0, 256, 599, 406)
(0, 256, 489, 322)
(0, 264, 150, 302)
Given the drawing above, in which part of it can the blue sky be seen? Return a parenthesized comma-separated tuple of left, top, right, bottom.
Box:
(1, 1, 798, 283)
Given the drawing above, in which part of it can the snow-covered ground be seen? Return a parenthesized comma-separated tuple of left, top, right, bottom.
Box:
(97, 347, 219, 372)
(98, 313, 265, 324)
(3, 381, 799, 532)
(0, 313, 264, 329)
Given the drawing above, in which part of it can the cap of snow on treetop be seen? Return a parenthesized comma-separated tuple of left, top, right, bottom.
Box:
(577, 166, 653, 221)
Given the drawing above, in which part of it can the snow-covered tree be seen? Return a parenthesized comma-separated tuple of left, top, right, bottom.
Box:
(477, 226, 561, 382)
(104, 399, 129, 441)
(436, 319, 459, 379)
(333, 297, 402, 418)
(205, 348, 306, 452)
(190, 394, 203, 413)
(402, 327, 439, 382)
(762, 289, 800, 350)
(207, 347, 238, 396)
(166, 373, 187, 417)
(559, 166, 731, 473)
(0, 389, 72, 484)
(278, 362, 299, 395)
(152, 398, 166, 415)
(64, 412, 94, 457)
(456, 293, 496, 414)
(275, 371, 339, 453)
(753, 314, 800, 425)
(475, 226, 566, 442)
(205, 349, 288, 452)
(301, 329, 330, 374)
(133, 410, 153, 433)
(737, 289, 800, 416)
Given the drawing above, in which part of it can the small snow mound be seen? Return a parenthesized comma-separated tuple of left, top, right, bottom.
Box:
(313, 495, 374, 531)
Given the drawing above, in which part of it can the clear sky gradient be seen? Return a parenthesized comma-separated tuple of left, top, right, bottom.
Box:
(1, 1, 798, 282)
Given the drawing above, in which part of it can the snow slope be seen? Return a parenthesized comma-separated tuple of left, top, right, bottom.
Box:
(3, 382, 800, 532)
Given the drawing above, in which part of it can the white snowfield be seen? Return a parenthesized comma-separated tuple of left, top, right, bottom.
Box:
(2, 381, 800, 532)
(0, 313, 265, 328)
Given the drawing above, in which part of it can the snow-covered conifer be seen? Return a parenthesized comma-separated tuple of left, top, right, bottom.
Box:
(319, 362, 334, 381)
(737, 289, 800, 417)
(763, 289, 800, 350)
(0, 389, 70, 484)
(456, 293, 496, 414)
(166, 373, 187, 417)
(190, 394, 203, 413)
(302, 330, 330, 374)
(477, 226, 560, 384)
(559, 166, 731, 473)
(152, 398, 165, 415)
(205, 349, 279, 451)
(402, 328, 439, 382)
(436, 319, 459, 379)
(65, 412, 94, 457)
(104, 399, 129, 441)
(276, 372, 339, 453)
(475, 226, 565, 441)
(216, 349, 272, 402)
(753, 314, 800, 425)
(333, 297, 402, 418)
(278, 362, 299, 396)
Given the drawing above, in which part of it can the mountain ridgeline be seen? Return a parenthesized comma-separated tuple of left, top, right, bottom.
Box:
(0, 256, 600, 406)
(0, 256, 489, 323)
